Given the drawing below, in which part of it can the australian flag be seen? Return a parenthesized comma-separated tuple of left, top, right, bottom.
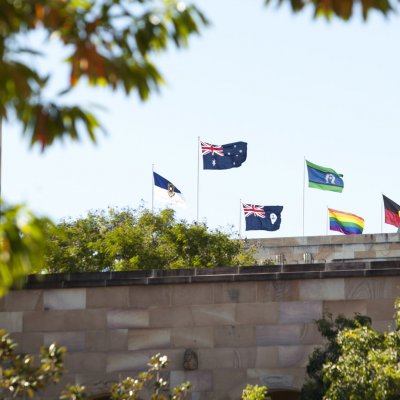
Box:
(243, 204, 283, 231)
(201, 141, 247, 170)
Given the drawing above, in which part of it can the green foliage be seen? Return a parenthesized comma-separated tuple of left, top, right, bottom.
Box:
(0, 331, 189, 399)
(321, 302, 400, 400)
(43, 207, 256, 272)
(0, 0, 208, 149)
(301, 312, 372, 400)
(0, 329, 65, 398)
(0, 203, 50, 297)
(242, 384, 270, 400)
(110, 354, 190, 400)
(264, 0, 395, 21)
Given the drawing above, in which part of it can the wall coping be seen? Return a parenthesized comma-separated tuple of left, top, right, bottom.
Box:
(246, 232, 400, 248)
(23, 259, 400, 290)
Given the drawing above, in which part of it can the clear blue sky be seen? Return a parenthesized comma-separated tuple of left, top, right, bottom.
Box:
(5, 0, 400, 238)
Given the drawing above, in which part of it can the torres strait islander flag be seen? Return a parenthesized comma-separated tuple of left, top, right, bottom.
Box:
(383, 194, 400, 228)
(306, 160, 344, 193)
(328, 208, 364, 235)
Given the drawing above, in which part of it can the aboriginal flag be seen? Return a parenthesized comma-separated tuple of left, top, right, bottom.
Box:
(383, 194, 400, 228)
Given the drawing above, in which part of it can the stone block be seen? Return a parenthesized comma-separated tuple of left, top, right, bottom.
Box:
(0, 312, 23, 332)
(388, 277, 400, 297)
(107, 349, 182, 373)
(247, 367, 306, 390)
(107, 351, 148, 373)
(213, 282, 257, 304)
(4, 290, 43, 311)
(214, 325, 255, 348)
(257, 281, 300, 302)
(24, 310, 106, 332)
(278, 345, 315, 368)
(279, 301, 322, 324)
(44, 289, 86, 310)
(354, 250, 377, 259)
(256, 323, 322, 346)
(376, 249, 400, 257)
(64, 352, 106, 373)
(44, 331, 85, 352)
(171, 327, 214, 348)
(198, 348, 256, 369)
(299, 279, 345, 300)
(255, 346, 278, 368)
(107, 329, 128, 351)
(171, 284, 213, 306)
(236, 303, 278, 325)
(323, 300, 367, 317)
(23, 311, 66, 331)
(212, 368, 247, 392)
(41, 373, 76, 397)
(11, 332, 43, 354)
(366, 299, 396, 321)
(192, 304, 236, 326)
(86, 287, 129, 309)
(70, 372, 118, 397)
(128, 328, 171, 351)
(170, 370, 213, 392)
(64, 310, 107, 330)
(345, 277, 391, 299)
(107, 309, 149, 328)
(85, 330, 107, 352)
(150, 306, 194, 327)
(129, 285, 171, 307)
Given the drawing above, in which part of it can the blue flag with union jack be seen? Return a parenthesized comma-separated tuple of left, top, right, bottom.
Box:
(243, 204, 283, 231)
(201, 141, 247, 170)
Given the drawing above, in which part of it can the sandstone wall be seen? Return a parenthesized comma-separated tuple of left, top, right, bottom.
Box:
(1, 258, 400, 399)
(249, 233, 400, 264)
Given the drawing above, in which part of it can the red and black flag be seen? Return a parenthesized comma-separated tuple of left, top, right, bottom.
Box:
(383, 194, 400, 228)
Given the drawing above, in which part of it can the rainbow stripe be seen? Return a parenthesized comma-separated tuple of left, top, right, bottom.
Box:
(328, 208, 364, 235)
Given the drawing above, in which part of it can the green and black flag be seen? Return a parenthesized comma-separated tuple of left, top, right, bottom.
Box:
(383, 194, 400, 229)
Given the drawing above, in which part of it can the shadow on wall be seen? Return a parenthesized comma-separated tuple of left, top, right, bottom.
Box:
(269, 390, 300, 400)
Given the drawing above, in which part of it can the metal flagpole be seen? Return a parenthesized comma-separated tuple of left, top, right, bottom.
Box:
(381, 192, 383, 233)
(238, 198, 242, 238)
(196, 136, 200, 222)
(326, 206, 329, 235)
(302, 157, 306, 236)
(151, 164, 154, 213)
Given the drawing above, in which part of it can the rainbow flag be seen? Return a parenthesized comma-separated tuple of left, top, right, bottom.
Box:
(328, 208, 364, 235)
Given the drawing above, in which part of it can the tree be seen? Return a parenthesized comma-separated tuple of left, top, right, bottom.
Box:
(0, 329, 65, 398)
(0, 329, 191, 399)
(0, 328, 272, 399)
(43, 206, 256, 272)
(301, 312, 372, 400)
(321, 300, 400, 400)
(0, 203, 50, 296)
(242, 384, 270, 400)
(265, 0, 396, 21)
(1, 0, 207, 149)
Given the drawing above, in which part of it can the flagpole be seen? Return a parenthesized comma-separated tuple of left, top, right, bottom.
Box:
(326, 206, 329, 235)
(380, 192, 383, 233)
(196, 136, 200, 222)
(238, 198, 242, 238)
(151, 164, 154, 213)
(302, 157, 306, 236)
